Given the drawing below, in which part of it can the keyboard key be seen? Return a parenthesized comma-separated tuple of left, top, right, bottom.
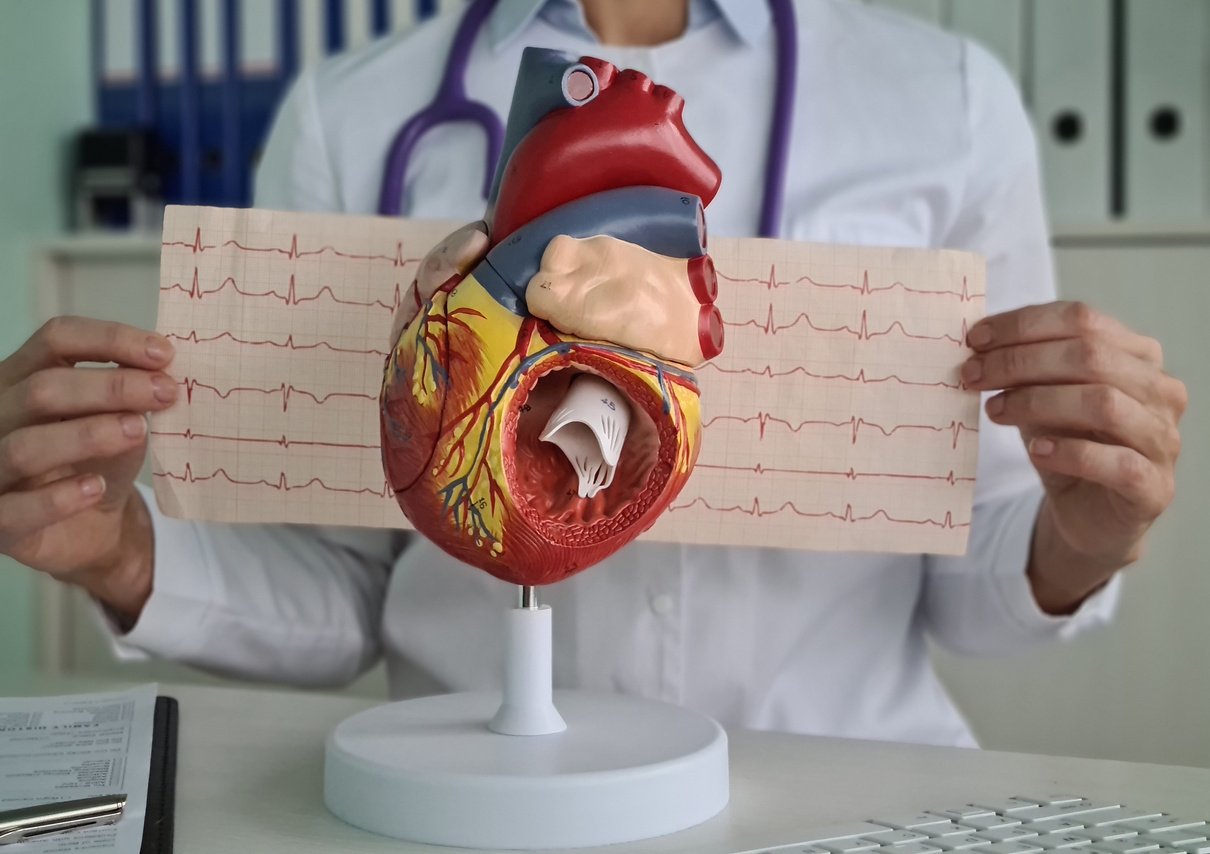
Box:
(935, 835, 991, 851)
(962, 817, 1025, 832)
(975, 801, 1052, 816)
(1038, 833, 1094, 849)
(889, 843, 944, 854)
(1019, 796, 1088, 807)
(928, 823, 977, 838)
(876, 815, 959, 831)
(802, 823, 892, 843)
(1086, 839, 1161, 854)
(1032, 804, 1125, 823)
(1086, 810, 1166, 827)
(975, 829, 1040, 845)
(862, 830, 934, 846)
(1167, 843, 1210, 854)
(1070, 829, 1138, 844)
(1163, 834, 1210, 848)
(1030, 820, 1091, 834)
(820, 840, 881, 853)
(934, 808, 998, 821)
(1123, 820, 1208, 836)
(971, 842, 1044, 854)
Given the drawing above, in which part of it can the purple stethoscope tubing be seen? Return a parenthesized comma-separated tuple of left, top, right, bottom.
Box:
(377, 0, 797, 239)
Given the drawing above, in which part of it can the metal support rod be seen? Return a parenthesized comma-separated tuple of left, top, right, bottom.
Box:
(519, 585, 538, 610)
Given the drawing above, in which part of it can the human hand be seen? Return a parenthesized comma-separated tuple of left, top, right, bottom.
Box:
(963, 301, 1187, 611)
(0, 317, 178, 620)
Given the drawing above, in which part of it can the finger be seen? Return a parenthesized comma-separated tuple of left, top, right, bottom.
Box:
(962, 337, 1158, 403)
(0, 413, 148, 492)
(986, 384, 1179, 463)
(0, 474, 106, 551)
(1028, 436, 1172, 519)
(968, 301, 1162, 365)
(3, 317, 173, 382)
(0, 367, 177, 433)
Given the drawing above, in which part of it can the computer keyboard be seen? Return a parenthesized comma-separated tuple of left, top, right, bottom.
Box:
(736, 794, 1210, 854)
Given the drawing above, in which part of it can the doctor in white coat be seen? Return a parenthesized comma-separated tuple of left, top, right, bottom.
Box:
(0, 0, 1187, 747)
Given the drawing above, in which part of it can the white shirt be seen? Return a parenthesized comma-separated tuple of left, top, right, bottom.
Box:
(120, 0, 1118, 747)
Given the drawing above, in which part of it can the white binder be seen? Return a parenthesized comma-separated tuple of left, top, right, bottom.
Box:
(945, 0, 1026, 90)
(865, 0, 946, 25)
(1030, 0, 1113, 227)
(1125, 0, 1209, 223)
(99, 0, 138, 82)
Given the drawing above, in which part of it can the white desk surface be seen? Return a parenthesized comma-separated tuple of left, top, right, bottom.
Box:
(4, 678, 1208, 854)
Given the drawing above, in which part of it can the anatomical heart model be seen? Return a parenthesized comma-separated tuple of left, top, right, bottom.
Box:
(381, 47, 724, 586)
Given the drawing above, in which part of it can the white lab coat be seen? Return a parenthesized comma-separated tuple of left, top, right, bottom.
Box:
(118, 0, 1118, 747)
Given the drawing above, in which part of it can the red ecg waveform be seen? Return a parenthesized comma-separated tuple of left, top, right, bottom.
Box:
(703, 413, 977, 448)
(153, 463, 393, 497)
(719, 267, 984, 302)
(667, 497, 969, 529)
(163, 227, 423, 267)
(700, 361, 961, 390)
(162, 268, 406, 313)
(694, 462, 973, 484)
(151, 429, 379, 451)
(727, 305, 967, 345)
(165, 330, 388, 358)
(179, 378, 376, 411)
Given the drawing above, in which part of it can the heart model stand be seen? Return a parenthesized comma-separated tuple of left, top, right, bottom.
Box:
(323, 584, 729, 849)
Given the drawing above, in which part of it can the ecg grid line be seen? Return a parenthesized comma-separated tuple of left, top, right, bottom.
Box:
(151, 206, 987, 555)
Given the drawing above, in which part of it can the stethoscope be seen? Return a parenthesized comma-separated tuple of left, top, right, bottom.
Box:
(377, 0, 798, 238)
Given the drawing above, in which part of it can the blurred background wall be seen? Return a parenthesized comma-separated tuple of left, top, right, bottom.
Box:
(1, 0, 1207, 766)
(0, 1, 92, 681)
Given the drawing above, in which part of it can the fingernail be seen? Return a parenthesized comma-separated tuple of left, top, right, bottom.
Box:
(121, 413, 147, 438)
(967, 324, 992, 348)
(151, 375, 178, 403)
(1031, 437, 1056, 457)
(146, 335, 173, 362)
(961, 359, 983, 384)
(986, 395, 1005, 416)
(80, 475, 106, 497)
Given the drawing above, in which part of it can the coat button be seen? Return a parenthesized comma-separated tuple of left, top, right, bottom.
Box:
(649, 593, 675, 616)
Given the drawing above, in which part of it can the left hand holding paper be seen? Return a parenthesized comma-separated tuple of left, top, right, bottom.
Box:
(963, 300, 1187, 604)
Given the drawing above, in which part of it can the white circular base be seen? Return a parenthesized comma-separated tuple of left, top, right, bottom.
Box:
(324, 690, 729, 849)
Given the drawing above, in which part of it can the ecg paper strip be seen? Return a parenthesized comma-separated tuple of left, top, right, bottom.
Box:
(152, 205, 986, 555)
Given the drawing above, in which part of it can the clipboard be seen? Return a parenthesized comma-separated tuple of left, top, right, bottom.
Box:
(141, 697, 178, 854)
